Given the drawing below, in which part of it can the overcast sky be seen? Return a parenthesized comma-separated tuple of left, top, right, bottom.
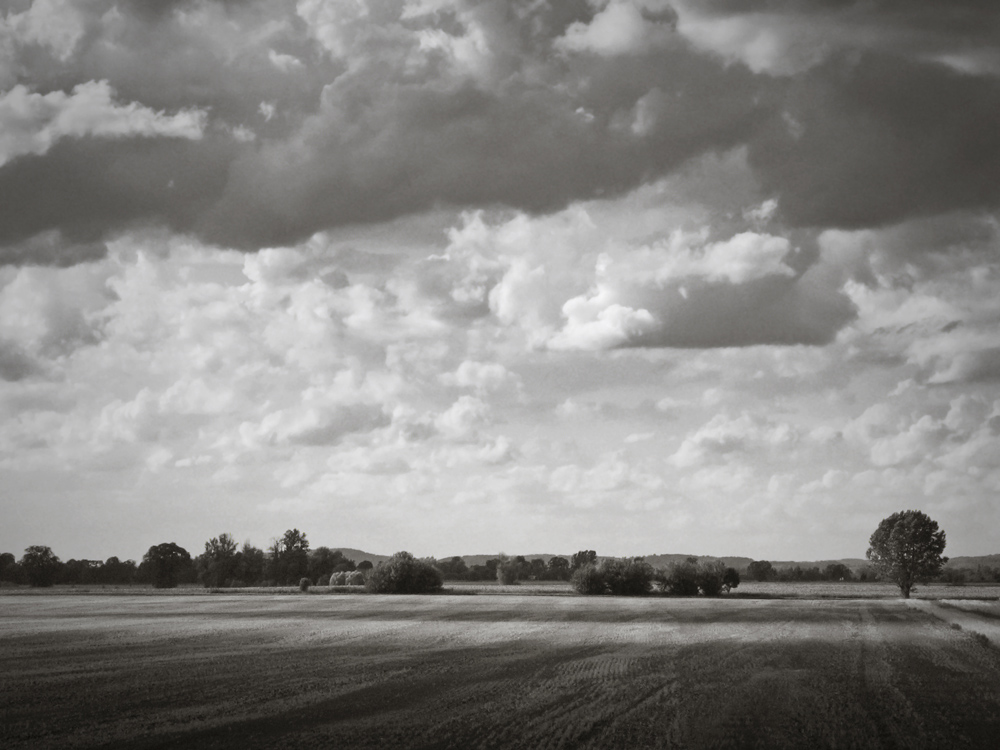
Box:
(3, 0, 1000, 563)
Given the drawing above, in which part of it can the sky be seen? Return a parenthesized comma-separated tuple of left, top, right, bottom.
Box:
(2, 0, 1000, 563)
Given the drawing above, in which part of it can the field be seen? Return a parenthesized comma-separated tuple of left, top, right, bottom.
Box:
(3, 593, 1000, 749)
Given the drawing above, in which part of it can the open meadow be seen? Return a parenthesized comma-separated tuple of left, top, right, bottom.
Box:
(3, 592, 1000, 749)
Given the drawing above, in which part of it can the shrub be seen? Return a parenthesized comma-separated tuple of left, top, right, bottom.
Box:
(660, 558, 739, 596)
(600, 557, 654, 596)
(662, 558, 700, 596)
(346, 570, 365, 586)
(570, 563, 606, 595)
(698, 560, 727, 596)
(299, 577, 311, 592)
(364, 552, 444, 594)
(333, 571, 348, 585)
(723, 567, 741, 593)
(317, 574, 331, 586)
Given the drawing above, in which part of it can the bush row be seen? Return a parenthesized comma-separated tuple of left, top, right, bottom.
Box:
(570, 556, 741, 597)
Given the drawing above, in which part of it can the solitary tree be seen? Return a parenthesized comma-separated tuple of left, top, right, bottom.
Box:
(20, 546, 62, 587)
(867, 510, 948, 598)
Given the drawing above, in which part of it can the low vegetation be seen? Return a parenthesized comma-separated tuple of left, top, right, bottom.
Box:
(364, 551, 443, 594)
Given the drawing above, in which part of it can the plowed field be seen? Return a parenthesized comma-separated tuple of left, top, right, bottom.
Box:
(2, 595, 999, 749)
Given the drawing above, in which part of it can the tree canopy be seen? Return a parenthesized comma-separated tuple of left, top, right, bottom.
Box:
(20, 546, 61, 587)
(867, 510, 948, 598)
(142, 543, 193, 589)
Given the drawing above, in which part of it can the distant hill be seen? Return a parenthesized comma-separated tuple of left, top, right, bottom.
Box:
(946, 554, 1000, 568)
(332, 548, 391, 565)
(641, 554, 754, 570)
(768, 558, 869, 571)
(455, 554, 561, 567)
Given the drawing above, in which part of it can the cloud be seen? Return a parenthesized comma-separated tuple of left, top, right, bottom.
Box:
(3, 0, 91, 65)
(828, 214, 1000, 385)
(837, 392, 1000, 497)
(444, 207, 856, 350)
(0, 80, 207, 168)
(246, 401, 390, 448)
(556, 1, 675, 58)
(0, 262, 110, 357)
(911, 337, 1000, 385)
(551, 301, 657, 351)
(670, 0, 1000, 77)
(435, 395, 492, 442)
(0, 339, 39, 382)
(748, 54, 1000, 229)
(1, 0, 994, 262)
(0, 0, 766, 255)
(0, 231, 107, 267)
(670, 411, 798, 467)
(440, 360, 519, 395)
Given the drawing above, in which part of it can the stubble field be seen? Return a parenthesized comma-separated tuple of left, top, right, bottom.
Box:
(2, 593, 1000, 749)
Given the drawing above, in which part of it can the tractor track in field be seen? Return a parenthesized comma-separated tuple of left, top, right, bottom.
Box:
(4, 596, 1000, 749)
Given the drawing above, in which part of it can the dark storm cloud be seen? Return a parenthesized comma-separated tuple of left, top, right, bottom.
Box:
(2, 0, 998, 264)
(200, 50, 765, 248)
(750, 53, 1000, 230)
(0, 340, 40, 381)
(0, 136, 239, 249)
(0, 231, 107, 268)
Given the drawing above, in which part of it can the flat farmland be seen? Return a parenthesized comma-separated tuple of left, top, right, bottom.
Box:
(3, 595, 1000, 749)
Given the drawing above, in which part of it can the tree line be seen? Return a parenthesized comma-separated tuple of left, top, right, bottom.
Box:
(0, 537, 592, 589)
(1, 510, 957, 599)
(0, 529, 369, 589)
(744, 560, 865, 583)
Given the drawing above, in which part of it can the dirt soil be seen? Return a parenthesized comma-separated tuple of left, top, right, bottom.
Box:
(2, 595, 1000, 749)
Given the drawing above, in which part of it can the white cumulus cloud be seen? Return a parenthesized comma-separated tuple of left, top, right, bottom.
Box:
(0, 81, 207, 168)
